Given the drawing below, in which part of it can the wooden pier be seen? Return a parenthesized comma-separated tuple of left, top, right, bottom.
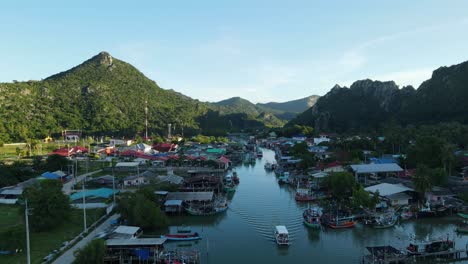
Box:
(362, 244, 468, 263)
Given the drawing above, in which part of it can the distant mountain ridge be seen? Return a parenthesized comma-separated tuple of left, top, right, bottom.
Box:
(289, 59, 468, 132)
(257, 95, 320, 113)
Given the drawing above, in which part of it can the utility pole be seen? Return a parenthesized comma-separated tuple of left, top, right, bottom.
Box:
(82, 177, 87, 233)
(112, 168, 116, 205)
(25, 199, 31, 264)
(145, 99, 148, 140)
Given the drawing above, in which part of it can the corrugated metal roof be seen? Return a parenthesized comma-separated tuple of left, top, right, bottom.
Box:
(164, 200, 183, 206)
(107, 238, 166, 246)
(166, 191, 214, 201)
(116, 162, 140, 167)
(114, 225, 141, 235)
(275, 225, 288, 234)
(364, 183, 413, 196)
(350, 163, 403, 174)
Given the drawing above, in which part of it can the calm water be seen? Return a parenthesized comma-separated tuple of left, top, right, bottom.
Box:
(166, 149, 468, 263)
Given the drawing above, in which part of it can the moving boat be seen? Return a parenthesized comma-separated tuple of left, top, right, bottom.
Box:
(303, 208, 322, 228)
(406, 237, 454, 255)
(161, 232, 201, 241)
(274, 226, 290, 246)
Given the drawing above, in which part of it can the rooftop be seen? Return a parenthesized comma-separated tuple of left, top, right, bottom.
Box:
(166, 191, 214, 201)
(275, 225, 288, 234)
(107, 238, 166, 247)
(350, 163, 403, 174)
(364, 183, 413, 196)
(114, 225, 141, 235)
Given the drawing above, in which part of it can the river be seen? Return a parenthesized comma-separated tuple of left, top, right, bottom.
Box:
(166, 148, 468, 263)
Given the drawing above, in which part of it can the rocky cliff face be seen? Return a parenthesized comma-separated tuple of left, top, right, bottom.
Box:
(290, 59, 468, 132)
(292, 79, 415, 131)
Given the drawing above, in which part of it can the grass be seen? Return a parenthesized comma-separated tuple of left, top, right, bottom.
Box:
(0, 206, 105, 264)
(0, 205, 20, 231)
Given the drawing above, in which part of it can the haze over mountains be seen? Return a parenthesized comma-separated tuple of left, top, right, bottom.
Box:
(1, 51, 468, 143)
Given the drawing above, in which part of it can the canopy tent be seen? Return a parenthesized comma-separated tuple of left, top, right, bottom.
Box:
(275, 225, 288, 234)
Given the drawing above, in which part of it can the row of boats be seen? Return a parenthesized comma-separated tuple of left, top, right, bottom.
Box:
(301, 207, 400, 229)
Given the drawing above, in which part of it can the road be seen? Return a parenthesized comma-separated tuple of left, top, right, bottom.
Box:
(52, 214, 120, 264)
(62, 170, 102, 195)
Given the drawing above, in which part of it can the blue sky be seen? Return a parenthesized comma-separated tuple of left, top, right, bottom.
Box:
(1, 1, 468, 103)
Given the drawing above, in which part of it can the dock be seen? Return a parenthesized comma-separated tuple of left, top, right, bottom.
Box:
(362, 244, 468, 263)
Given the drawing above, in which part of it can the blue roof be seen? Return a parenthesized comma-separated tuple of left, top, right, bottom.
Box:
(70, 188, 118, 201)
(369, 157, 397, 164)
(41, 172, 60, 179)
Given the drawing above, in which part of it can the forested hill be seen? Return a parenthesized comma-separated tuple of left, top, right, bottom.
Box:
(256, 95, 320, 114)
(289, 59, 468, 132)
(0, 52, 278, 142)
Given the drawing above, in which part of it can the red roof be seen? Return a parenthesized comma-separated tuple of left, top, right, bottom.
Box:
(152, 143, 178, 152)
(218, 156, 230, 164)
(49, 146, 88, 156)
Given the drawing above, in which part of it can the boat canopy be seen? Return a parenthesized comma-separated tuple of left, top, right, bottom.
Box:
(275, 225, 288, 234)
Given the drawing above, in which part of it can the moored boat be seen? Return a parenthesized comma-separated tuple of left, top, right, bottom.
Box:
(295, 188, 314, 201)
(406, 237, 454, 255)
(161, 232, 202, 241)
(457, 212, 468, 219)
(274, 225, 290, 246)
(372, 214, 398, 229)
(456, 224, 468, 234)
(322, 213, 356, 229)
(303, 208, 321, 228)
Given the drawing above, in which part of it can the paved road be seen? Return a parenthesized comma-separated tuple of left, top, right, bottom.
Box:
(62, 170, 102, 195)
(52, 214, 120, 264)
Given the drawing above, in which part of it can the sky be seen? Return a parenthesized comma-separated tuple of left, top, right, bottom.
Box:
(1, 1, 468, 103)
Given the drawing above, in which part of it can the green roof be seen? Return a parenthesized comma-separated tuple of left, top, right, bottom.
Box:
(206, 148, 225, 154)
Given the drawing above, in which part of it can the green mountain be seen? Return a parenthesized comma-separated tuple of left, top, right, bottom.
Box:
(211, 97, 285, 127)
(289, 59, 468, 132)
(0, 52, 278, 142)
(257, 95, 320, 113)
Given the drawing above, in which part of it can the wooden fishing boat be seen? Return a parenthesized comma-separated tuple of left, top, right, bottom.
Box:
(372, 214, 398, 229)
(303, 208, 321, 228)
(274, 225, 290, 246)
(161, 232, 202, 241)
(406, 238, 454, 255)
(185, 198, 228, 216)
(456, 225, 468, 234)
(322, 213, 356, 229)
(457, 212, 468, 219)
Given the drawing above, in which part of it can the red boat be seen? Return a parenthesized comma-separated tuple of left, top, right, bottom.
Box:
(161, 232, 201, 241)
(322, 214, 356, 229)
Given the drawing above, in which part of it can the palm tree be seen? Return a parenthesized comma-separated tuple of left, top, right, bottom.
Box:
(412, 165, 433, 201)
(440, 142, 455, 176)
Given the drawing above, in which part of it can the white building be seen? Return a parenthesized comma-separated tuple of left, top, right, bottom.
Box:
(313, 135, 331, 145)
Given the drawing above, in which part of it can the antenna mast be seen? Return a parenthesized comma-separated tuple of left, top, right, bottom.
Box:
(145, 100, 148, 140)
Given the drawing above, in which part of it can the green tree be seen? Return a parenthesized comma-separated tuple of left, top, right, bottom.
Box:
(351, 185, 373, 210)
(325, 172, 356, 203)
(412, 165, 433, 200)
(44, 154, 69, 172)
(22, 180, 70, 231)
(117, 191, 168, 230)
(73, 239, 106, 264)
